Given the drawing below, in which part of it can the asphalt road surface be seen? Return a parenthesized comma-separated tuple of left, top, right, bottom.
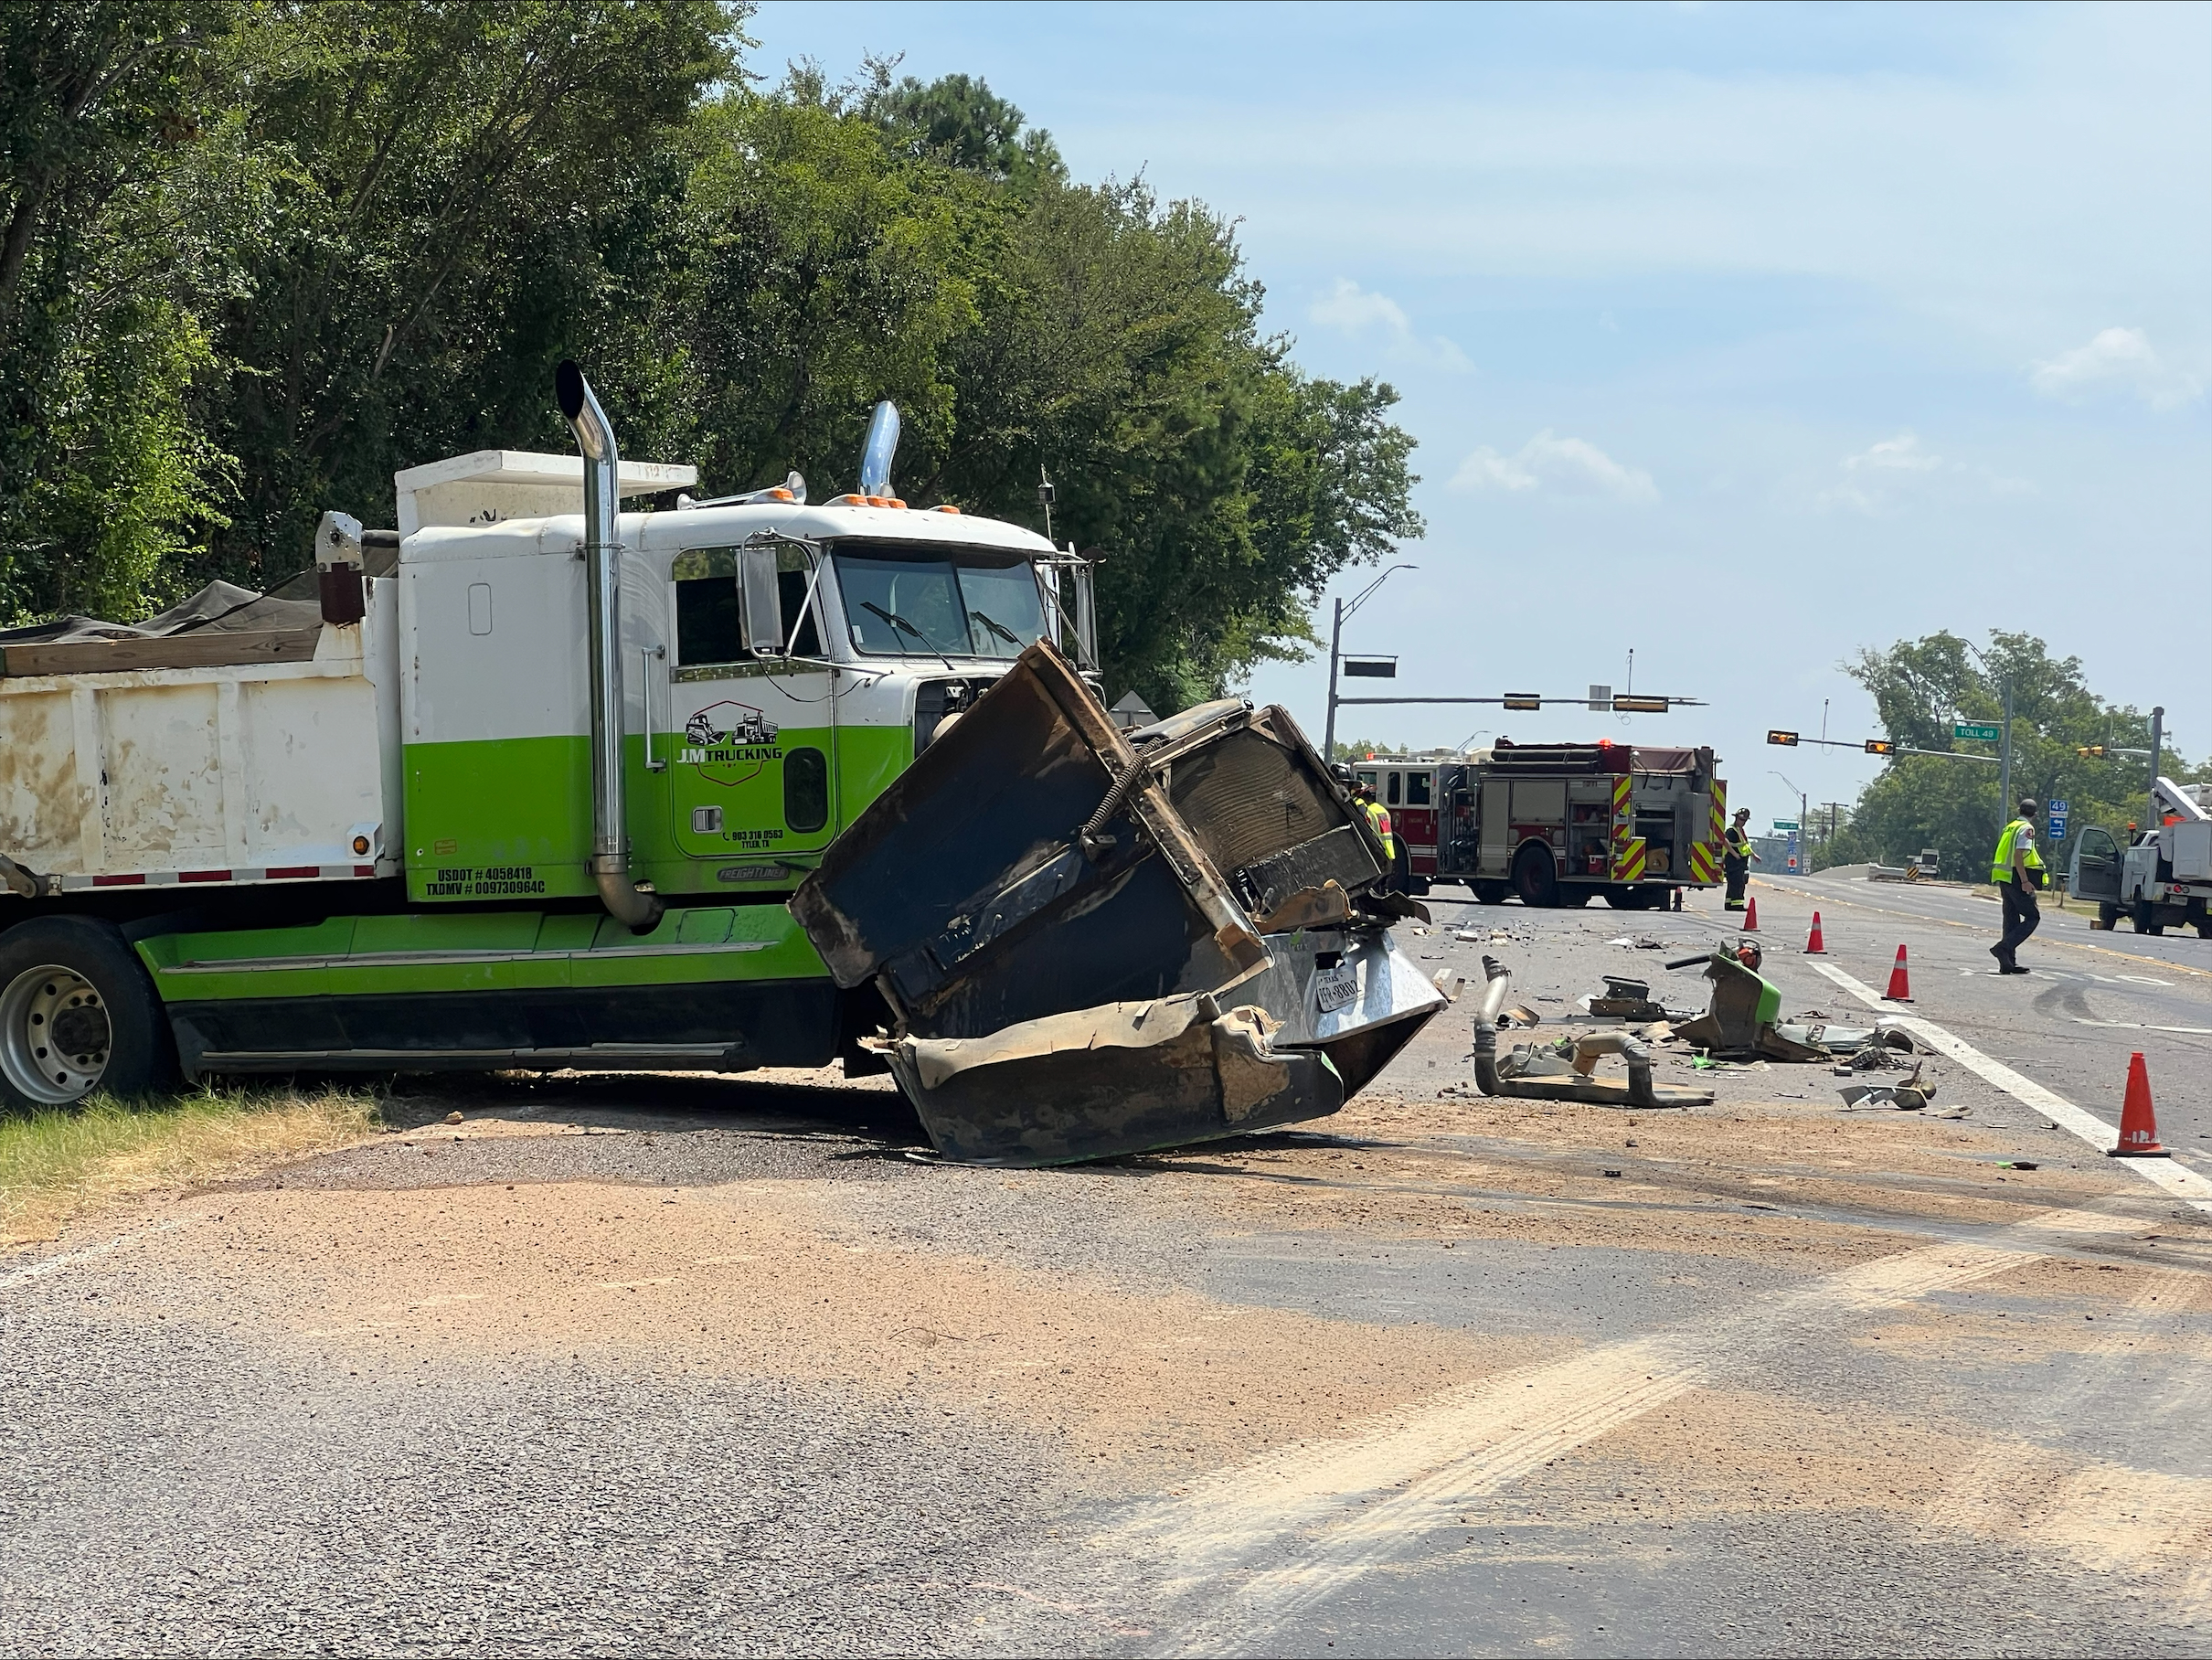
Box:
(4, 876, 2208, 1657)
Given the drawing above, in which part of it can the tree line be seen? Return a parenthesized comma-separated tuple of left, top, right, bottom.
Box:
(1825, 629, 2202, 879)
(0, 1, 1420, 714)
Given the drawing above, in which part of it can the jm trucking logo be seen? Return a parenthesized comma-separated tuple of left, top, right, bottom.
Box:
(681, 700, 782, 786)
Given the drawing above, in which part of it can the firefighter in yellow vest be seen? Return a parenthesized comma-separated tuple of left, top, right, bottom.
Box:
(1989, 797, 2047, 974)
(1356, 783, 1399, 892)
(1721, 807, 1759, 911)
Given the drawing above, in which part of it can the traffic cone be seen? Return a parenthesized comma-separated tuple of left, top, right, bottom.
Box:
(1882, 944, 1912, 1002)
(1741, 897, 1760, 932)
(1804, 911, 1827, 954)
(2108, 1052, 2171, 1158)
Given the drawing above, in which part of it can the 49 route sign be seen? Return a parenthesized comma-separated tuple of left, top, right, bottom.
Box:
(1954, 722, 2003, 742)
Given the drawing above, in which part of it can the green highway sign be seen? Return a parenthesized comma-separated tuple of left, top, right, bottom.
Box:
(1953, 722, 2002, 742)
(1773, 819, 1800, 831)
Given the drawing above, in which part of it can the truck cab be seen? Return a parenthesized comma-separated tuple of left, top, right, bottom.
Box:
(395, 452, 1094, 909)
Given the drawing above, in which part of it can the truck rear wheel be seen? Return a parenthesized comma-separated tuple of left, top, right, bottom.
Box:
(0, 918, 176, 1111)
(1512, 845, 1559, 909)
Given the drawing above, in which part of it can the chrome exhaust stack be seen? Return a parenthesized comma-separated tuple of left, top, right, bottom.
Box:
(555, 360, 663, 932)
(858, 400, 899, 497)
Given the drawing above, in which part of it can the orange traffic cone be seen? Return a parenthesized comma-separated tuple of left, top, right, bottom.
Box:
(1882, 944, 1912, 1002)
(2108, 1052, 2171, 1158)
(1741, 897, 1760, 932)
(1804, 911, 1827, 954)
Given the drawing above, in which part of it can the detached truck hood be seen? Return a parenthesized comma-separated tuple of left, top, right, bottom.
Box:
(789, 641, 1450, 1164)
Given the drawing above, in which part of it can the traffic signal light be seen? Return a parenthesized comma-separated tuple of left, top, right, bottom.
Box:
(1612, 696, 1670, 714)
(1865, 740, 1895, 755)
(2077, 745, 2106, 758)
(1503, 694, 1542, 711)
(1767, 729, 1799, 747)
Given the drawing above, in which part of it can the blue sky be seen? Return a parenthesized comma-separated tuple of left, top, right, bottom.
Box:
(746, 1, 2212, 830)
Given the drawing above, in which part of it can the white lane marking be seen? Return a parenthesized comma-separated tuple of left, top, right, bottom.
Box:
(2075, 1019, 2212, 1036)
(1808, 960, 2212, 1217)
(1114, 1219, 2119, 1655)
(0, 1218, 183, 1293)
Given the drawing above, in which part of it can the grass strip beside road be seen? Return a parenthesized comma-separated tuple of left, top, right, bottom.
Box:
(2, 1084, 379, 1249)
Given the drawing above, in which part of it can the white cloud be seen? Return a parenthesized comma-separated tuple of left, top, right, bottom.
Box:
(1450, 431, 1659, 504)
(2030, 327, 2203, 410)
(1843, 431, 1942, 474)
(1307, 278, 1472, 371)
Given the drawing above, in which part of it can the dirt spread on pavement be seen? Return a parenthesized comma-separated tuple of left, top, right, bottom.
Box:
(1562, 1386, 2212, 1605)
(1118, 1091, 2143, 1269)
(91, 1178, 1565, 1479)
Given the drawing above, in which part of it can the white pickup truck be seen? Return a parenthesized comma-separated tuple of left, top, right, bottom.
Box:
(2069, 778, 2212, 938)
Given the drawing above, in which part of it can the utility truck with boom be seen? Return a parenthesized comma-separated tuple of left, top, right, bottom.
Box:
(2068, 779, 2212, 938)
(0, 367, 1444, 1161)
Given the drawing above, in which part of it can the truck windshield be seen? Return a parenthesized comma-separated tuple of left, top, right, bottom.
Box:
(835, 552, 1046, 660)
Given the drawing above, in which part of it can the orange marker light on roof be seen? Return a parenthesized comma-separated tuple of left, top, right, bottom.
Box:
(932, 504, 962, 514)
(768, 487, 793, 501)
(834, 493, 866, 505)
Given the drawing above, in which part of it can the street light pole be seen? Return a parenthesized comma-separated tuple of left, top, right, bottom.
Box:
(1321, 562, 1416, 762)
(2148, 705, 2164, 821)
(1771, 770, 1807, 875)
(1323, 597, 1344, 763)
(1999, 681, 2014, 816)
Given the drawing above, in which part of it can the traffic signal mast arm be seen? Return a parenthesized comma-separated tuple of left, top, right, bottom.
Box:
(1335, 694, 1706, 709)
(1767, 731, 1997, 762)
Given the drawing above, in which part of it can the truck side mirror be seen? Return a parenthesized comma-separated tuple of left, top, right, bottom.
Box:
(739, 544, 784, 654)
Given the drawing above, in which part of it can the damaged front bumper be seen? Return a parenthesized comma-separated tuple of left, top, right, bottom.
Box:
(792, 642, 1449, 1164)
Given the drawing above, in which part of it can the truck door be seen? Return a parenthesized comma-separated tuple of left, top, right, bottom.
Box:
(2069, 825, 2121, 905)
(1398, 766, 1438, 877)
(662, 541, 835, 871)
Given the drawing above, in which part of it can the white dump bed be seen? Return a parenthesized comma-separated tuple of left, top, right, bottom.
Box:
(0, 583, 401, 893)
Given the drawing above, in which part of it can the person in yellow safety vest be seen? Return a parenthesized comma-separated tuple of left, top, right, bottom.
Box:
(1356, 783, 1398, 891)
(1989, 796, 2047, 974)
(1721, 807, 1760, 911)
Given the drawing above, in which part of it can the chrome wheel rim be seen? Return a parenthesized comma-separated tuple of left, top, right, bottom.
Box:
(0, 964, 112, 1105)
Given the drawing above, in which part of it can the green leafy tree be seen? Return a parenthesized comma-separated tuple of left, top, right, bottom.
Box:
(0, 0, 243, 621)
(1827, 630, 2195, 879)
(1, 32, 1422, 717)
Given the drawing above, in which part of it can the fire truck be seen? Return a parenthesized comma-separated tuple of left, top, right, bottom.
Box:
(1348, 740, 1728, 909)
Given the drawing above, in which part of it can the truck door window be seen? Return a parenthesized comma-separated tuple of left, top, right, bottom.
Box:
(675, 547, 822, 665)
(674, 548, 742, 666)
(1387, 772, 1401, 806)
(784, 747, 828, 833)
(1406, 771, 1431, 806)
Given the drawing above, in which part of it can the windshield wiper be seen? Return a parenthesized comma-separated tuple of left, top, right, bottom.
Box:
(862, 601, 956, 671)
(967, 609, 1023, 649)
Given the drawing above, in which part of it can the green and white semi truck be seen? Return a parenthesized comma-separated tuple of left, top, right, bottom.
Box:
(0, 367, 1095, 1104)
(0, 367, 1446, 1158)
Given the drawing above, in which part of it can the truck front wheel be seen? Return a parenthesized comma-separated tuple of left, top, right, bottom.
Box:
(0, 918, 176, 1111)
